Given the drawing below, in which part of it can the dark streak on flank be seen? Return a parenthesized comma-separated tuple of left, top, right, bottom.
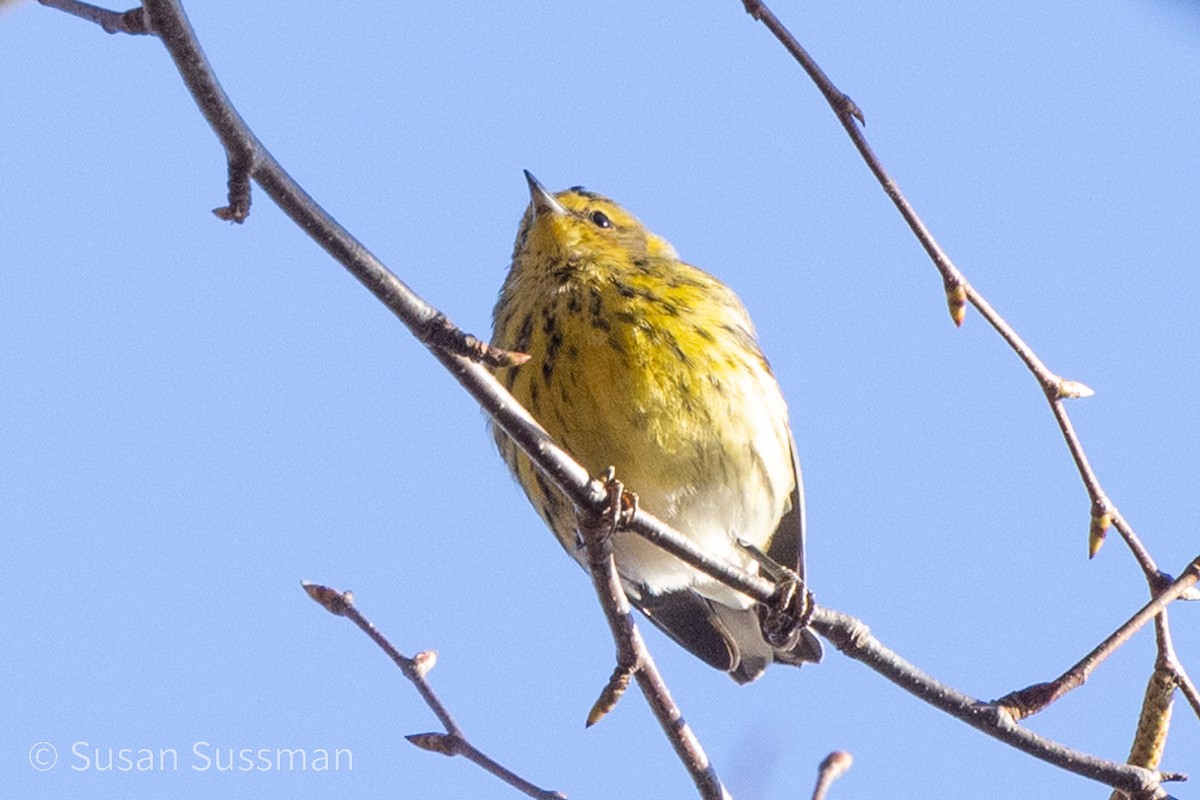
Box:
(513, 312, 534, 352)
(588, 289, 610, 331)
(663, 330, 687, 362)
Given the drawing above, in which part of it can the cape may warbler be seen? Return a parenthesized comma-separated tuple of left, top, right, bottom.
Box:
(491, 172, 821, 683)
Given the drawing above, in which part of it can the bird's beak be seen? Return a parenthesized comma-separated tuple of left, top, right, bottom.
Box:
(524, 170, 567, 219)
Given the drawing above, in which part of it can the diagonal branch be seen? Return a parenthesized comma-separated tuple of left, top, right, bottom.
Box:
(303, 583, 564, 800)
(737, 0, 1164, 580)
(575, 483, 726, 800)
(737, 0, 1195, 772)
(811, 607, 1179, 799)
(1155, 613, 1200, 720)
(996, 559, 1200, 719)
(36, 0, 149, 34)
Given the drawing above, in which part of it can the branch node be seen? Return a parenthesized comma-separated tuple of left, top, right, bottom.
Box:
(213, 152, 254, 223)
(37, 0, 151, 34)
(836, 92, 865, 126)
(117, 6, 149, 34)
(995, 680, 1074, 722)
(740, 0, 765, 21)
(423, 312, 531, 368)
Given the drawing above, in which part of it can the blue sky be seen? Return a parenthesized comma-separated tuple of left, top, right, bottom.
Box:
(2, 2, 1198, 798)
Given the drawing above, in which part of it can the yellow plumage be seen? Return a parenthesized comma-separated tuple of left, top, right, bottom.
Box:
(491, 172, 820, 682)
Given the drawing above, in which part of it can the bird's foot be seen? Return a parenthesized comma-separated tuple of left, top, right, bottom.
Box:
(757, 571, 816, 650)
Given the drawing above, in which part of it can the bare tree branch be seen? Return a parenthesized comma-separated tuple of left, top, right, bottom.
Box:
(736, 0, 1196, 785)
(303, 583, 565, 800)
(576, 480, 727, 800)
(736, 0, 1150, 572)
(36, 0, 148, 34)
(1155, 613, 1200, 721)
(812, 607, 1180, 799)
(33, 2, 1195, 798)
(997, 560, 1200, 719)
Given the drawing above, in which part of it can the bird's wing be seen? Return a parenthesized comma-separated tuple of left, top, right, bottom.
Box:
(765, 430, 806, 580)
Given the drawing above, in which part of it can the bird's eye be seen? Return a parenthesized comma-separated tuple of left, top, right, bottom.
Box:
(590, 211, 612, 229)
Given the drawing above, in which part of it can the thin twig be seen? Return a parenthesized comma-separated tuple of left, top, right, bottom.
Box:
(996, 559, 1200, 719)
(811, 751, 853, 800)
(35, 0, 148, 33)
(1172, 659, 1200, 720)
(576, 482, 726, 800)
(134, 0, 596, 503)
(420, 312, 532, 368)
(1155, 612, 1200, 720)
(740, 0, 964, 320)
(737, 0, 1193, 774)
(811, 607, 1174, 799)
(302, 583, 565, 800)
(737, 0, 1156, 574)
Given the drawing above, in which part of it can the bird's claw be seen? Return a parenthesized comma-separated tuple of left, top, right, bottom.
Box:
(757, 574, 815, 650)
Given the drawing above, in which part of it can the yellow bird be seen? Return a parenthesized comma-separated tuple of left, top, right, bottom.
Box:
(491, 172, 821, 683)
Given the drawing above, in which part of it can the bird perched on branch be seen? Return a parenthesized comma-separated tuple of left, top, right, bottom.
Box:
(491, 171, 821, 683)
